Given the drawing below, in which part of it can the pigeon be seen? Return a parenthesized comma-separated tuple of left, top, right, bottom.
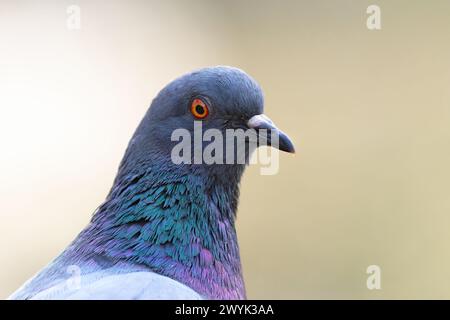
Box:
(9, 66, 295, 300)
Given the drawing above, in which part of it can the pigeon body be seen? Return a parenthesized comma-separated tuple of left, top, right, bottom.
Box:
(10, 66, 294, 300)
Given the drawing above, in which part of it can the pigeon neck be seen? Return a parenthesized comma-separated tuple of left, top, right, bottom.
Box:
(77, 157, 246, 299)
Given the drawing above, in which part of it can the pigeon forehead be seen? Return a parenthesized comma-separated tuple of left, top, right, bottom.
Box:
(161, 66, 264, 117)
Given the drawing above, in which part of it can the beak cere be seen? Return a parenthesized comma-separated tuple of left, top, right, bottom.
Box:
(247, 114, 295, 153)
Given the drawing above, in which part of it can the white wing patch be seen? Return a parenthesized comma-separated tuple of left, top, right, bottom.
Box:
(11, 271, 203, 300)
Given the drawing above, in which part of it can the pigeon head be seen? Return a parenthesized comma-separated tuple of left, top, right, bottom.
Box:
(120, 66, 294, 181)
(9, 66, 296, 301)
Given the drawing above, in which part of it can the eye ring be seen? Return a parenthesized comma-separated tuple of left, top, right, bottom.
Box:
(191, 98, 209, 119)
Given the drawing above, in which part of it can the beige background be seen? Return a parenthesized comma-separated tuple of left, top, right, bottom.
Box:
(1, 0, 450, 299)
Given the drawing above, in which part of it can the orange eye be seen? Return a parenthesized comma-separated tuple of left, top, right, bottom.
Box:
(191, 98, 209, 119)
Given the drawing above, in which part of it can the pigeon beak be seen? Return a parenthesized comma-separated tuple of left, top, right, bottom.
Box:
(247, 114, 295, 153)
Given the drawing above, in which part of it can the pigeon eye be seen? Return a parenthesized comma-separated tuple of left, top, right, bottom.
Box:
(191, 98, 209, 119)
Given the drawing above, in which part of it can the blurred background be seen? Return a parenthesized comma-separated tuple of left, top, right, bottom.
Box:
(1, 0, 450, 299)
